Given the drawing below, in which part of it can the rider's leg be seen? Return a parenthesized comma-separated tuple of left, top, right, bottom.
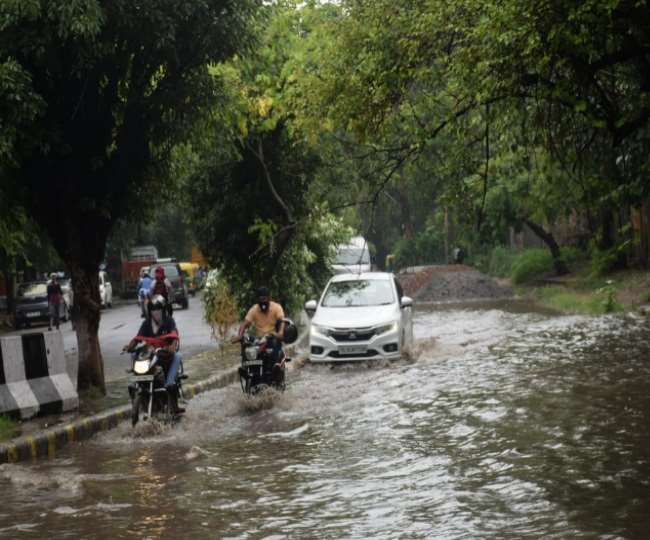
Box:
(165, 352, 185, 413)
(268, 337, 284, 384)
(165, 352, 182, 388)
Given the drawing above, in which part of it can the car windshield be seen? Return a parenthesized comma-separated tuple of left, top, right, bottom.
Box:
(18, 283, 47, 297)
(334, 247, 370, 265)
(322, 279, 394, 307)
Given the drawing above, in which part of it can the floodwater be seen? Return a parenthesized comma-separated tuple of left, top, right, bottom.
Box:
(1, 301, 650, 539)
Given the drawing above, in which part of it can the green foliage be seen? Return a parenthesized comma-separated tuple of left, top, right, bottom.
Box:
(535, 284, 624, 315)
(203, 272, 239, 352)
(393, 227, 446, 270)
(481, 246, 518, 278)
(596, 280, 622, 313)
(0, 415, 18, 442)
(511, 249, 554, 284)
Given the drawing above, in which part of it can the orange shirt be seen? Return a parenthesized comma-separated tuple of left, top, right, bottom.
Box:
(245, 301, 285, 337)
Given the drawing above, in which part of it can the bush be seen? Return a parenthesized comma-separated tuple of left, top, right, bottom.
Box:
(486, 246, 517, 278)
(393, 226, 446, 270)
(0, 415, 18, 442)
(202, 272, 239, 352)
(511, 249, 554, 284)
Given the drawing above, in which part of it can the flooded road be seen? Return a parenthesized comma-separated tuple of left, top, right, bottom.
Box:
(2, 301, 650, 539)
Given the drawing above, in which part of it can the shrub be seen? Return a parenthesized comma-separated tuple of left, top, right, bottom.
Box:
(511, 249, 554, 284)
(487, 246, 517, 278)
(203, 272, 239, 354)
(394, 227, 445, 269)
(0, 415, 18, 442)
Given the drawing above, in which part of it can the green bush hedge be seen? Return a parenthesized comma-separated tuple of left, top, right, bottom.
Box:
(511, 249, 554, 284)
(479, 246, 587, 283)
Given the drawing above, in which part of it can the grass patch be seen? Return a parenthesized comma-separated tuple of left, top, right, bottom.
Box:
(0, 415, 19, 442)
(535, 285, 624, 314)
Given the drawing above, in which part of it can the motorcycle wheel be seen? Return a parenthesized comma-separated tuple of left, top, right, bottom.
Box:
(131, 393, 141, 427)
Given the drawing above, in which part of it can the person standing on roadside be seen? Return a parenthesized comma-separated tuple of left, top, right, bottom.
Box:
(47, 273, 63, 331)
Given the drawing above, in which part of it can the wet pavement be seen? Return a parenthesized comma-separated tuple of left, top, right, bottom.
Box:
(1, 300, 650, 539)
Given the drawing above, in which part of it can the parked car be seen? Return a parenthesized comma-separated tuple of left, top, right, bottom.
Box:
(332, 236, 372, 274)
(13, 281, 69, 329)
(99, 271, 113, 308)
(305, 272, 413, 363)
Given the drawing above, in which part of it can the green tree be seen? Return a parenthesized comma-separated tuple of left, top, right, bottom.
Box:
(0, 0, 259, 391)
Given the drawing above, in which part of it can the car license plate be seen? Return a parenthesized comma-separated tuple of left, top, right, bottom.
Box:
(339, 345, 367, 355)
(243, 360, 263, 367)
(130, 375, 154, 383)
(26, 311, 41, 318)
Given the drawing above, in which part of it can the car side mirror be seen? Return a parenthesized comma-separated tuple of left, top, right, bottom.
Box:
(304, 299, 317, 317)
(400, 296, 413, 309)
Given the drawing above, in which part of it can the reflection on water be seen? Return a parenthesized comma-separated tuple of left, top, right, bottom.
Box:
(1, 303, 650, 539)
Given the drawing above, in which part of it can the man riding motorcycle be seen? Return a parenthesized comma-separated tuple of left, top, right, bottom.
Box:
(233, 286, 286, 384)
(124, 294, 185, 414)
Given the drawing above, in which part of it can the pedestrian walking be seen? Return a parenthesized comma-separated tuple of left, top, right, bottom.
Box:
(47, 273, 63, 331)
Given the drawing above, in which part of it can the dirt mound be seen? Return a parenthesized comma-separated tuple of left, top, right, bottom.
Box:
(398, 265, 512, 302)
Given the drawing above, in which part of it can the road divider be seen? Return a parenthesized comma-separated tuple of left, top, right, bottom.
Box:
(0, 366, 238, 464)
(0, 331, 77, 420)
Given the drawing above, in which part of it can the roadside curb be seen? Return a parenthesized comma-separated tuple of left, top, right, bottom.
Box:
(0, 366, 239, 464)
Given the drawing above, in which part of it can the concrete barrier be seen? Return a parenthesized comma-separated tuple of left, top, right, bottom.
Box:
(0, 366, 239, 464)
(0, 331, 78, 420)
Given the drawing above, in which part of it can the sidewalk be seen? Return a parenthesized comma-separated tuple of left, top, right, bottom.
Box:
(0, 344, 241, 464)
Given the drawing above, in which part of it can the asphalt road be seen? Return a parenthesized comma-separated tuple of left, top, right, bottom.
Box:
(4, 294, 216, 383)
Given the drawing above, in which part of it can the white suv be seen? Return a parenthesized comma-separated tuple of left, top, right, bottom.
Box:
(306, 272, 413, 363)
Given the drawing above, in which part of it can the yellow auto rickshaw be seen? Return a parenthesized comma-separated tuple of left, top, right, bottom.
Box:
(179, 262, 200, 296)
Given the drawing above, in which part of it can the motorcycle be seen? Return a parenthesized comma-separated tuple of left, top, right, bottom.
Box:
(238, 334, 291, 395)
(127, 340, 187, 426)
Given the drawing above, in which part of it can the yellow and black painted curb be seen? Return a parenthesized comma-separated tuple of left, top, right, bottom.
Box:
(0, 367, 239, 465)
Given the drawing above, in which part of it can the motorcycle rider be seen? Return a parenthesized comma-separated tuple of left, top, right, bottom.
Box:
(137, 268, 153, 318)
(149, 265, 174, 316)
(233, 286, 286, 383)
(124, 294, 184, 414)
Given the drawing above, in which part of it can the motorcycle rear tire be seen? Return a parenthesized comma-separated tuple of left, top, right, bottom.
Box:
(131, 393, 141, 427)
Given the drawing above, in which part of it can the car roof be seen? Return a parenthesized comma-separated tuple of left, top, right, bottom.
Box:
(338, 236, 368, 249)
(329, 272, 393, 283)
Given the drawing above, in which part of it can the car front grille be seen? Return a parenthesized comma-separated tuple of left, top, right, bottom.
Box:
(330, 329, 376, 342)
(328, 349, 379, 359)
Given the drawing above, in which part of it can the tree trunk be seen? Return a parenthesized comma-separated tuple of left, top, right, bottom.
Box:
(68, 261, 106, 393)
(387, 187, 414, 239)
(523, 219, 569, 276)
(0, 256, 15, 314)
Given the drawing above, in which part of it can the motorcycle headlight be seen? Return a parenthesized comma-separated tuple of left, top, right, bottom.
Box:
(376, 321, 399, 335)
(133, 360, 150, 375)
(245, 346, 259, 361)
(311, 324, 331, 337)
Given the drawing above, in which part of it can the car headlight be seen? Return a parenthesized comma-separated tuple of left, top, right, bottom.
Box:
(311, 324, 331, 337)
(376, 321, 399, 335)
